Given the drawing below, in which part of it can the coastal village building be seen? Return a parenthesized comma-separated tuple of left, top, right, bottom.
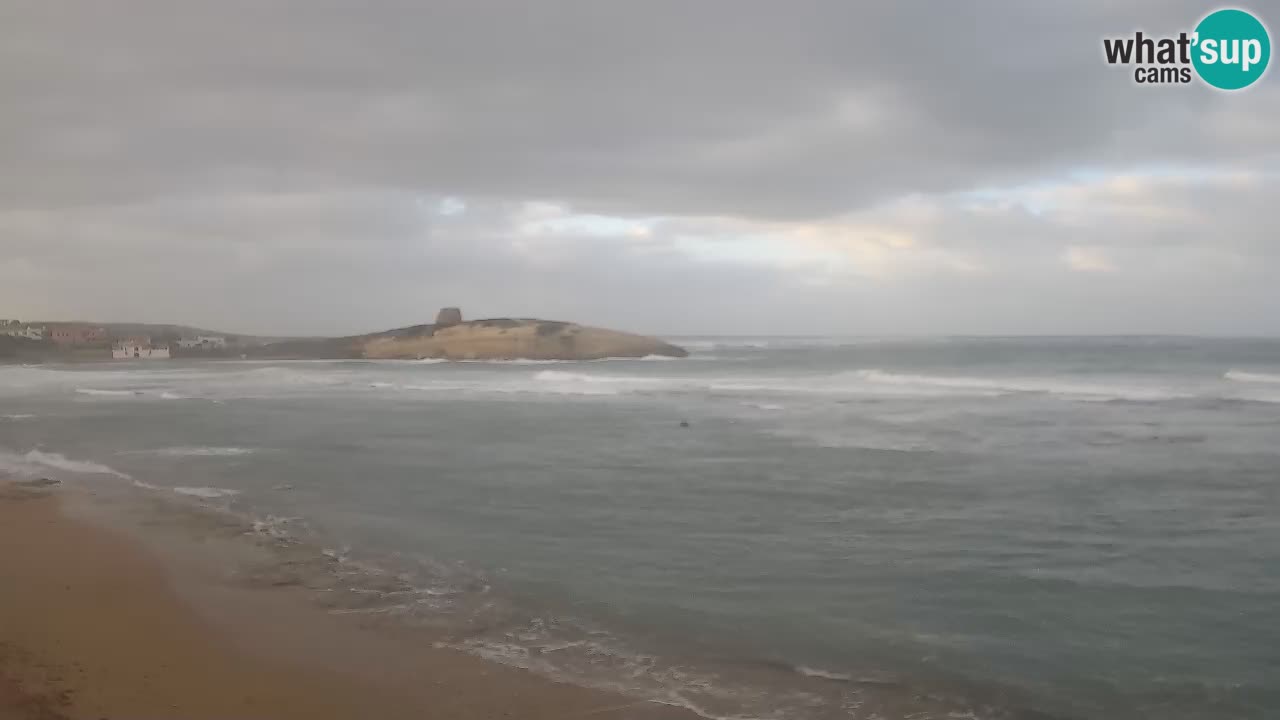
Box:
(176, 335, 227, 349)
(112, 336, 171, 360)
(49, 324, 106, 346)
(1, 321, 44, 341)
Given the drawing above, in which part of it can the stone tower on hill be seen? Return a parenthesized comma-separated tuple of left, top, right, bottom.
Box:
(435, 307, 463, 328)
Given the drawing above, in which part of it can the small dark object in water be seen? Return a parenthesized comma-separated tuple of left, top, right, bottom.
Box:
(679, 420, 690, 428)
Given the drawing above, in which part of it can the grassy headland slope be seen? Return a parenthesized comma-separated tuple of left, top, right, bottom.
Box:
(363, 318, 687, 360)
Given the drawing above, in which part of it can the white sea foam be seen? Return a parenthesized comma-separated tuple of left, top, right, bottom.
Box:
(404, 383, 471, 392)
(0, 449, 132, 479)
(442, 357, 685, 364)
(458, 358, 572, 364)
(846, 369, 1186, 401)
(138, 446, 256, 457)
(535, 370, 614, 384)
(76, 386, 193, 400)
(1225, 369, 1280, 384)
(530, 370, 670, 395)
(172, 486, 241, 498)
(238, 366, 347, 386)
(1, 414, 35, 420)
(26, 449, 131, 478)
(251, 514, 301, 538)
(678, 339, 772, 351)
(794, 665, 853, 681)
(450, 628, 791, 720)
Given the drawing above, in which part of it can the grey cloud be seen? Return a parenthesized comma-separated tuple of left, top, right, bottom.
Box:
(1, 1, 1277, 335)
(3, 1, 1272, 218)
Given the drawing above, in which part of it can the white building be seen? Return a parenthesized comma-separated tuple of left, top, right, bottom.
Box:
(2, 323, 44, 340)
(113, 336, 170, 360)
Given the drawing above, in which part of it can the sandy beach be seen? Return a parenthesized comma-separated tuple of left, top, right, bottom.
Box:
(0, 483, 694, 720)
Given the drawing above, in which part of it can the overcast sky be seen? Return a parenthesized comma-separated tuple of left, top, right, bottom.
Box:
(1, 1, 1277, 336)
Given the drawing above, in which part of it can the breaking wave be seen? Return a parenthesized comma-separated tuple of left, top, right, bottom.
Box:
(0, 449, 131, 479)
(133, 447, 257, 458)
(1225, 369, 1280, 384)
(845, 369, 1187, 401)
(793, 665, 854, 682)
(75, 387, 191, 399)
(172, 486, 241, 499)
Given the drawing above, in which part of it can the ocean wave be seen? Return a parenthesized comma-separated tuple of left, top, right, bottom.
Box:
(396, 367, 1185, 403)
(378, 372, 660, 397)
(134, 446, 257, 457)
(1225, 369, 1280, 384)
(450, 628, 890, 720)
(404, 383, 472, 393)
(254, 366, 344, 383)
(848, 369, 1188, 401)
(793, 665, 853, 682)
(75, 387, 194, 400)
(75, 387, 138, 396)
(457, 358, 575, 365)
(530, 370, 671, 395)
(534, 370, 626, 384)
(678, 339, 772, 351)
(172, 486, 241, 499)
(0, 449, 131, 479)
(436, 356, 687, 364)
(1, 413, 35, 420)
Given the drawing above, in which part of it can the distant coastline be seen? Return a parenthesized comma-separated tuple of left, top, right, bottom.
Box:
(0, 308, 686, 363)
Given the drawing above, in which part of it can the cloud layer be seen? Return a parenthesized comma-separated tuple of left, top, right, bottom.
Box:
(2, 1, 1276, 334)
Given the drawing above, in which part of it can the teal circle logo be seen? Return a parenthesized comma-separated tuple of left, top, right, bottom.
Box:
(1192, 9, 1270, 90)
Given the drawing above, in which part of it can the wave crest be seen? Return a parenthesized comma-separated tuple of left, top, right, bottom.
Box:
(173, 486, 241, 499)
(1225, 369, 1280, 384)
(0, 449, 131, 479)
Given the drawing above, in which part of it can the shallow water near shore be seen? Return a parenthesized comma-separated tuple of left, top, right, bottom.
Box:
(2, 336, 1279, 719)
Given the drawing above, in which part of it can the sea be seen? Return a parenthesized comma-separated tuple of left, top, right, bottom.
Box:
(1, 336, 1277, 720)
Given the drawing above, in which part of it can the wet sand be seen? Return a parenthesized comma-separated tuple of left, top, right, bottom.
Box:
(0, 484, 694, 720)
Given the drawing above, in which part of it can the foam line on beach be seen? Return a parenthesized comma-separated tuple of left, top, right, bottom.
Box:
(0, 449, 132, 479)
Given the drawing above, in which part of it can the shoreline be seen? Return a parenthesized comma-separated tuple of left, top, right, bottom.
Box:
(0, 482, 695, 720)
